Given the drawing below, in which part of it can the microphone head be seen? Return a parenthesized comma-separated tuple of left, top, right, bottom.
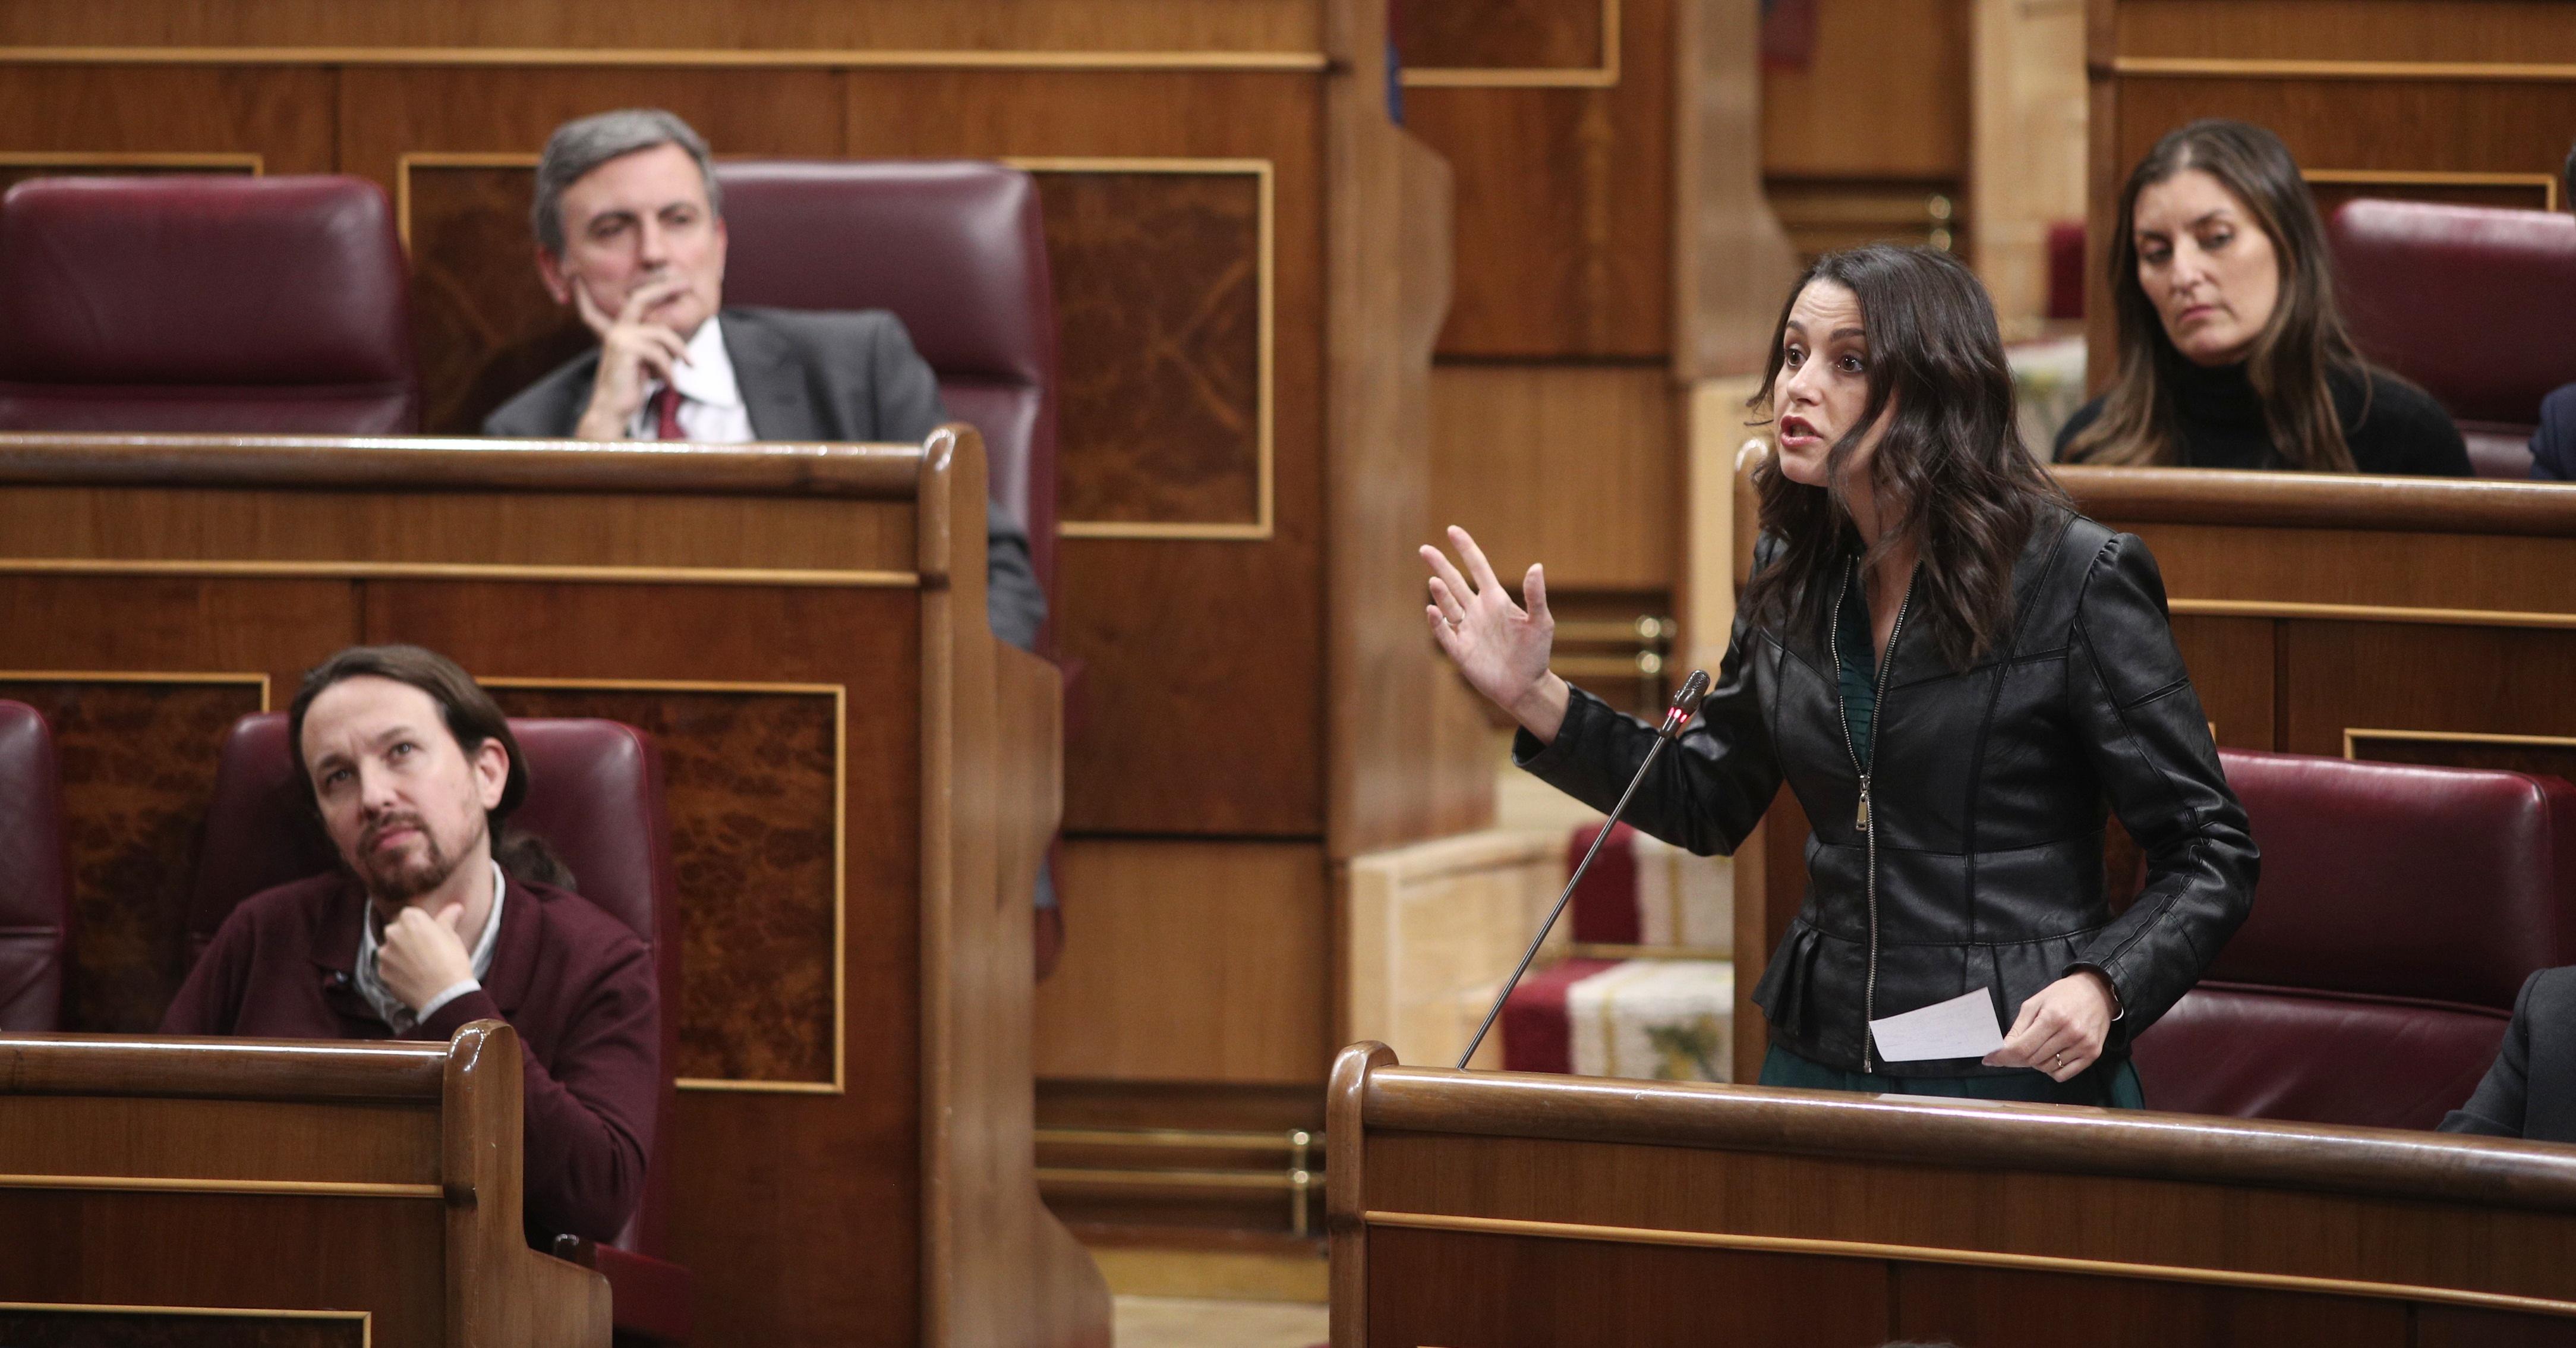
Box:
(1657, 669, 1712, 738)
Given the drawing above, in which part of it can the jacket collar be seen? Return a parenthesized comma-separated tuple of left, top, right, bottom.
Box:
(718, 308, 819, 442)
(1781, 505, 2080, 687)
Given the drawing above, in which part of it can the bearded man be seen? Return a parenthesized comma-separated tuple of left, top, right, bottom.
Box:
(162, 645, 657, 1247)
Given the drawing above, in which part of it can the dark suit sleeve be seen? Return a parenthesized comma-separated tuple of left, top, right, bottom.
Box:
(420, 938, 659, 1244)
(2063, 533, 2259, 1043)
(481, 355, 597, 439)
(2443, 970, 2542, 1137)
(2534, 386, 2576, 482)
(1512, 539, 1783, 857)
(867, 316, 1048, 651)
(157, 909, 253, 1034)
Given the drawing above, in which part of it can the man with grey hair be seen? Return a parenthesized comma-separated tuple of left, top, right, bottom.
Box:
(484, 108, 1044, 648)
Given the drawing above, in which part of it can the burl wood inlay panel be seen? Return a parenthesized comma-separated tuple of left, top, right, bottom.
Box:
(403, 163, 591, 436)
(0, 1309, 363, 1348)
(0, 678, 265, 1033)
(1037, 167, 1265, 528)
(488, 686, 838, 1085)
(2350, 734, 2576, 789)
(1396, 0, 1608, 70)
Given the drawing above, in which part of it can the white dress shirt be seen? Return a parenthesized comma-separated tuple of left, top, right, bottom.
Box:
(355, 860, 507, 1035)
(625, 315, 755, 444)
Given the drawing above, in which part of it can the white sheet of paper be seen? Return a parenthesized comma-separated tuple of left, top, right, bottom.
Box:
(1868, 987, 2006, 1063)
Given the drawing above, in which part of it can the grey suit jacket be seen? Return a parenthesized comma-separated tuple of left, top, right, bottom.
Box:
(2442, 966, 2576, 1142)
(483, 306, 1045, 651)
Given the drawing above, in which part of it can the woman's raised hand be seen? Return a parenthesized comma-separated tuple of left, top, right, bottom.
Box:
(1421, 525, 1571, 744)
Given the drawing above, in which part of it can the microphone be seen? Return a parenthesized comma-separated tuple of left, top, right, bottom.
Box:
(1456, 669, 1713, 1070)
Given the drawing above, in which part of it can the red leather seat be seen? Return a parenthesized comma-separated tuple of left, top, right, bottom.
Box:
(2133, 750, 2576, 1130)
(0, 175, 420, 434)
(714, 160, 1074, 977)
(0, 702, 68, 1031)
(2327, 199, 2576, 478)
(187, 713, 689, 1343)
(711, 160, 1060, 626)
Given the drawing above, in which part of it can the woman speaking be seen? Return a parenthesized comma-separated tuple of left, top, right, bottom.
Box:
(1422, 245, 2256, 1105)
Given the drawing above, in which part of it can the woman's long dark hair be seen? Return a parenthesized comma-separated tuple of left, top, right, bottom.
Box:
(2060, 118, 2366, 471)
(1742, 244, 2065, 672)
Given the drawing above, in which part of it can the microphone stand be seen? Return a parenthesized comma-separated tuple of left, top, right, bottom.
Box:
(1456, 668, 1712, 1070)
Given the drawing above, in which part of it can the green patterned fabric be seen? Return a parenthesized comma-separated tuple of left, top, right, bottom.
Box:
(1758, 1044, 2146, 1108)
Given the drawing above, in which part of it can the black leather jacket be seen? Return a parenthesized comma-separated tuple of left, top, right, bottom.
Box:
(1516, 508, 2257, 1076)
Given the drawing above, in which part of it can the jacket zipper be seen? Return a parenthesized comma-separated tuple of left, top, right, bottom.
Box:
(1829, 558, 1915, 1072)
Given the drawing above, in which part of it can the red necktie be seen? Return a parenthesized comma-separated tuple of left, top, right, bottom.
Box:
(650, 386, 685, 440)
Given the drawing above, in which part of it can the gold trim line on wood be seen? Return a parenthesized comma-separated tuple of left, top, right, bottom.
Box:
(0, 151, 264, 174)
(1398, 0, 1619, 88)
(2304, 168, 2561, 214)
(1037, 1167, 1306, 1192)
(482, 678, 849, 1095)
(2165, 599, 2576, 630)
(1567, 942, 1733, 962)
(396, 150, 536, 251)
(0, 1173, 439, 1199)
(0, 46, 1332, 73)
(0, 669, 272, 713)
(675, 1076, 841, 1094)
(2344, 727, 2576, 760)
(0, 1302, 369, 1325)
(1005, 157, 1276, 541)
(1362, 1211, 2576, 1318)
(2110, 56, 2576, 84)
(0, 559, 920, 588)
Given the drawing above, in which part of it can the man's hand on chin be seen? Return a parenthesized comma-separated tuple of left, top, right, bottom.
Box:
(378, 902, 475, 1014)
(571, 275, 692, 440)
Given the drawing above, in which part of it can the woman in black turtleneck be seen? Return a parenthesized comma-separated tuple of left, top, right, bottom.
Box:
(2055, 120, 2470, 477)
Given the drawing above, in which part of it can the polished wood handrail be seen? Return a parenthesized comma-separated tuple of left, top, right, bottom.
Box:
(0, 433, 929, 497)
(1361, 1064, 2576, 1211)
(0, 1031, 449, 1100)
(2055, 465, 2576, 537)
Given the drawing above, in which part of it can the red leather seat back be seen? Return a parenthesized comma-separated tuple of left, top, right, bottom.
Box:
(0, 175, 420, 434)
(0, 703, 69, 1031)
(187, 711, 679, 1255)
(2327, 199, 2576, 478)
(2134, 750, 2576, 1127)
(711, 160, 1059, 613)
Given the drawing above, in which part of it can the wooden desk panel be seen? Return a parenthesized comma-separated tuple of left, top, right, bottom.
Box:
(1332, 1045, 2576, 1347)
(0, 430, 1105, 1347)
(0, 1024, 607, 1348)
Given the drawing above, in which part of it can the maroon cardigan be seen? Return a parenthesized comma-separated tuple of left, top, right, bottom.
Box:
(161, 871, 659, 1245)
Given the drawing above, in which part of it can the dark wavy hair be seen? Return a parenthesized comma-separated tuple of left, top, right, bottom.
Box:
(1742, 244, 2066, 671)
(288, 644, 573, 889)
(2061, 118, 2367, 471)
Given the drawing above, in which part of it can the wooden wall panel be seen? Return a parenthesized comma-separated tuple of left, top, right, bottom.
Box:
(1428, 364, 1676, 591)
(1037, 167, 1266, 530)
(1764, 0, 1969, 179)
(845, 70, 1329, 839)
(0, 66, 335, 174)
(0, 2, 1322, 56)
(1398, 0, 1612, 71)
(2169, 615, 2274, 751)
(1033, 840, 1332, 1085)
(487, 685, 843, 1086)
(2113, 0, 2576, 63)
(1401, 0, 1671, 357)
(0, 678, 267, 1032)
(0, 1308, 365, 1348)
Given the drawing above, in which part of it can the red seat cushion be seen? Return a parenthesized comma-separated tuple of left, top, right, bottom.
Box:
(0, 702, 68, 1031)
(0, 175, 419, 434)
(712, 160, 1058, 620)
(2133, 751, 2576, 1127)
